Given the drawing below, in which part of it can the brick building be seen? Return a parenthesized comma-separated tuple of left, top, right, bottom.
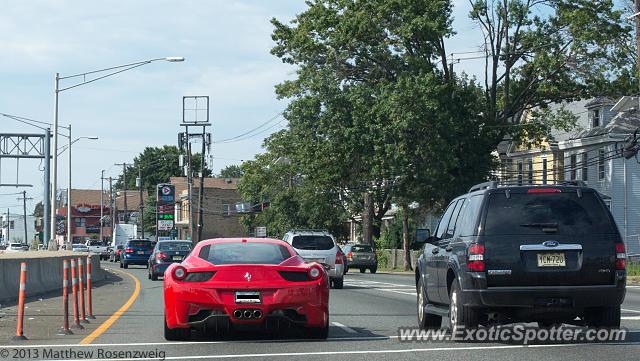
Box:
(170, 177, 246, 242)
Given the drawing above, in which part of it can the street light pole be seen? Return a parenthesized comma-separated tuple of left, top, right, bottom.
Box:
(48, 56, 184, 250)
(49, 73, 60, 250)
(67, 124, 72, 250)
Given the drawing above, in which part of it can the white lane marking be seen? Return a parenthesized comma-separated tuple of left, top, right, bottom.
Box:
(622, 316, 640, 320)
(51, 342, 640, 361)
(625, 286, 640, 289)
(622, 308, 640, 314)
(377, 288, 417, 296)
(0, 336, 399, 349)
(331, 321, 358, 334)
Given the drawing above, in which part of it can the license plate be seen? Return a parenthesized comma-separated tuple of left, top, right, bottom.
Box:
(137, 251, 145, 255)
(235, 291, 261, 304)
(172, 256, 183, 261)
(304, 258, 324, 264)
(537, 252, 566, 267)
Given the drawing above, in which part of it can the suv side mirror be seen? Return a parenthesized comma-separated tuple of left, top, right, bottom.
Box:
(414, 229, 431, 245)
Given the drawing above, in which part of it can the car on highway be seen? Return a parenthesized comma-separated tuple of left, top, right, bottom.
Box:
(109, 244, 124, 263)
(6, 243, 26, 252)
(415, 181, 626, 331)
(86, 240, 110, 260)
(120, 239, 153, 269)
(148, 240, 193, 281)
(283, 229, 344, 289)
(342, 244, 377, 274)
(72, 243, 89, 253)
(163, 238, 330, 341)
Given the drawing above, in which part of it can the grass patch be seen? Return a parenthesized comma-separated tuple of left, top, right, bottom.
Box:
(628, 262, 640, 277)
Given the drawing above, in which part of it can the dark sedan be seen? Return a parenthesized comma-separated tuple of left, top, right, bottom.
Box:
(343, 244, 377, 273)
(148, 240, 193, 280)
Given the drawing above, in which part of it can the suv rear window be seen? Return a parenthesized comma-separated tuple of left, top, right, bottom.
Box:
(128, 241, 152, 249)
(351, 245, 373, 252)
(200, 242, 292, 265)
(291, 235, 335, 250)
(159, 242, 192, 251)
(484, 191, 617, 235)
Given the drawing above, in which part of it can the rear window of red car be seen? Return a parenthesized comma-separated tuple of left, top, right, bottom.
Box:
(199, 242, 292, 265)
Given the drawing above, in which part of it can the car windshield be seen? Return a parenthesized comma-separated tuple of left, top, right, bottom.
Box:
(351, 245, 373, 252)
(200, 242, 292, 265)
(484, 191, 617, 235)
(159, 242, 192, 251)
(291, 235, 335, 250)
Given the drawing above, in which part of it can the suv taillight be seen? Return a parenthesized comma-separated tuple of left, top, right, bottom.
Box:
(467, 243, 485, 272)
(615, 242, 626, 270)
(347, 251, 353, 261)
(335, 251, 343, 264)
(125, 248, 134, 253)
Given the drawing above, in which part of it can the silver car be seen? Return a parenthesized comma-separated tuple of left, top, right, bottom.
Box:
(283, 230, 344, 289)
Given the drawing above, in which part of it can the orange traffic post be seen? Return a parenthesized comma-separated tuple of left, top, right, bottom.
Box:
(78, 257, 89, 324)
(86, 256, 95, 319)
(59, 260, 73, 335)
(12, 262, 27, 341)
(70, 258, 84, 330)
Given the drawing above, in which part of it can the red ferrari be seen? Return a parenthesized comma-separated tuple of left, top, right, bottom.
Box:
(163, 238, 330, 340)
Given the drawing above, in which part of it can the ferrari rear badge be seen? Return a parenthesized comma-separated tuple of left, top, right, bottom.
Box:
(244, 272, 252, 282)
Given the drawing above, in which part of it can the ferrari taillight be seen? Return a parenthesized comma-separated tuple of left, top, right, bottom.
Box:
(308, 266, 322, 280)
(173, 265, 187, 281)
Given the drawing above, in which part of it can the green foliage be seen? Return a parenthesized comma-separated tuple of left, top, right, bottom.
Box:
(32, 201, 43, 217)
(115, 146, 210, 192)
(219, 165, 243, 178)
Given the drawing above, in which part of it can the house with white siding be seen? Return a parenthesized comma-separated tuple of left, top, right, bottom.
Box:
(558, 96, 640, 254)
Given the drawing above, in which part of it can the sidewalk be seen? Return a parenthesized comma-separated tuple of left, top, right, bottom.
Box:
(0, 266, 133, 345)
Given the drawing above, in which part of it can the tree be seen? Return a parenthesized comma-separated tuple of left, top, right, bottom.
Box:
(271, 0, 497, 270)
(467, 0, 636, 140)
(33, 201, 43, 217)
(219, 165, 243, 178)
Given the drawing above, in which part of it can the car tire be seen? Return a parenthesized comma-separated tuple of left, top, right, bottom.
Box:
(344, 267, 349, 275)
(585, 305, 621, 328)
(417, 278, 441, 330)
(370, 267, 377, 274)
(332, 278, 344, 289)
(449, 279, 479, 332)
(164, 317, 190, 341)
(122, 262, 128, 269)
(359, 268, 366, 273)
(151, 272, 158, 281)
(119, 262, 123, 269)
(306, 315, 329, 339)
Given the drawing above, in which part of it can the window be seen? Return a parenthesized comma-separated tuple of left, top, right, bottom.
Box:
(542, 158, 548, 184)
(570, 154, 577, 180)
(517, 161, 523, 185)
(592, 109, 600, 128)
(435, 201, 457, 239)
(598, 148, 605, 180)
(457, 195, 484, 236)
(74, 217, 86, 227)
(222, 204, 230, 216)
(200, 242, 293, 265)
(527, 158, 533, 184)
(581, 152, 588, 181)
(445, 199, 465, 239)
(291, 235, 335, 250)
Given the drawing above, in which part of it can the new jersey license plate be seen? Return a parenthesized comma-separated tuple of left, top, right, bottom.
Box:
(537, 252, 566, 267)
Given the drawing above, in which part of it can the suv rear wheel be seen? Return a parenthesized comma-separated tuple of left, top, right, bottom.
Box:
(332, 278, 344, 289)
(417, 279, 441, 329)
(585, 305, 621, 328)
(449, 279, 479, 331)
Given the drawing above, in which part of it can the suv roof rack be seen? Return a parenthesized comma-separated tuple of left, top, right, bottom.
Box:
(494, 180, 589, 187)
(468, 181, 498, 193)
(289, 229, 330, 234)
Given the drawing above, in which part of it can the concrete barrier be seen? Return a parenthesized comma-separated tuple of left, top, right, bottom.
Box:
(0, 252, 105, 304)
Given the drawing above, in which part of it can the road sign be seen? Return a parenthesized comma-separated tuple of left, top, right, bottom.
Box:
(158, 220, 174, 231)
(256, 226, 267, 237)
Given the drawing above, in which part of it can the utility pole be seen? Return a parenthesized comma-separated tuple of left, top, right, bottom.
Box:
(106, 177, 115, 243)
(137, 166, 144, 239)
(100, 170, 105, 242)
(44, 128, 52, 250)
(115, 163, 128, 224)
(197, 125, 206, 243)
(6, 208, 9, 244)
(18, 191, 33, 246)
(187, 142, 194, 242)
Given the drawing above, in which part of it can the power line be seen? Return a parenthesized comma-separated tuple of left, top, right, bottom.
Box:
(214, 111, 284, 144)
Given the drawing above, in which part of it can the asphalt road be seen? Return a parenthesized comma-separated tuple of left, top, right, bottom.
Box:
(2, 261, 640, 360)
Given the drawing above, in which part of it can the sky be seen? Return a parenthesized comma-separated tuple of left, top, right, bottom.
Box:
(0, 0, 487, 214)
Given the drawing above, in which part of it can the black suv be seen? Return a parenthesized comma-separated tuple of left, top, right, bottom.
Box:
(415, 181, 626, 330)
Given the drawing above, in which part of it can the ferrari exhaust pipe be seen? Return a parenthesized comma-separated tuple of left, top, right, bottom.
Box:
(253, 310, 262, 319)
(233, 310, 243, 319)
(243, 310, 253, 319)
